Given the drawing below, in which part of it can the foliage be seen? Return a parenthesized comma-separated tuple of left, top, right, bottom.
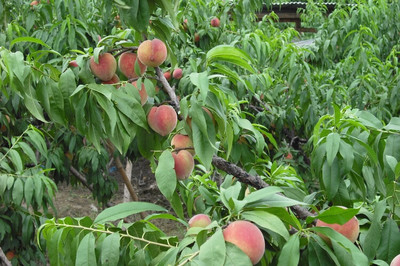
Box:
(0, 0, 400, 265)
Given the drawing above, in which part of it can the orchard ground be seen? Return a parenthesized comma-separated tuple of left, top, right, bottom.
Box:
(53, 158, 186, 239)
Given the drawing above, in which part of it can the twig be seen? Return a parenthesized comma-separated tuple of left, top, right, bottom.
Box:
(0, 247, 11, 266)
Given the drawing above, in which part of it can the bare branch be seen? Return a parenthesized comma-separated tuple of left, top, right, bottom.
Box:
(155, 67, 181, 118)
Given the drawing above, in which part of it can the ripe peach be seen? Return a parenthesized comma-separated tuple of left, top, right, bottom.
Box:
(5, 250, 15, 260)
(147, 105, 177, 136)
(211, 17, 220, 27)
(223, 220, 265, 265)
(137, 39, 168, 68)
(90, 53, 117, 81)
(131, 81, 148, 105)
(172, 68, 183, 79)
(315, 207, 359, 245)
(172, 150, 194, 180)
(171, 134, 194, 155)
(194, 33, 200, 43)
(102, 74, 120, 88)
(118, 52, 147, 79)
(391, 254, 400, 266)
(30, 0, 39, 6)
(188, 214, 211, 228)
(164, 71, 171, 81)
(69, 60, 78, 67)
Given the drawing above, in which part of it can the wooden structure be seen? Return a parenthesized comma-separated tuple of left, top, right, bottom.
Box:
(256, 2, 349, 32)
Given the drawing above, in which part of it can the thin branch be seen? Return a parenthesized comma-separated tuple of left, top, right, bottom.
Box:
(155, 67, 181, 119)
(69, 166, 92, 191)
(0, 248, 11, 266)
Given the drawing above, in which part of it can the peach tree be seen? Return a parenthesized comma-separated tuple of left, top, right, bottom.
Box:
(0, 0, 400, 265)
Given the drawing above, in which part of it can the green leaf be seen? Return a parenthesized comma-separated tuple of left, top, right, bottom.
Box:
(355, 110, 383, 129)
(0, 175, 7, 194)
(199, 228, 226, 266)
(24, 177, 34, 207)
(94, 202, 166, 224)
(224, 242, 252, 266)
(314, 207, 359, 225)
(242, 210, 289, 240)
(10, 36, 51, 49)
(277, 233, 300, 266)
(8, 149, 23, 172)
(100, 233, 120, 266)
(244, 186, 283, 205)
(322, 158, 340, 199)
(75, 233, 97, 266)
(326, 133, 340, 166)
(384, 117, 400, 131)
(18, 142, 37, 165)
(12, 178, 24, 205)
(190, 72, 209, 103)
(376, 218, 400, 262)
(192, 111, 216, 170)
(311, 227, 369, 266)
(207, 45, 255, 74)
(155, 150, 176, 200)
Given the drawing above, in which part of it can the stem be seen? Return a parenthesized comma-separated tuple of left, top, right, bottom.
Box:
(52, 223, 175, 248)
(0, 126, 29, 163)
(178, 251, 200, 266)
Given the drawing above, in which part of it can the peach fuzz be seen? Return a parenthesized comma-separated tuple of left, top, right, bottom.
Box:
(171, 134, 195, 155)
(118, 52, 147, 79)
(188, 214, 211, 228)
(223, 220, 265, 265)
(172, 150, 194, 180)
(90, 53, 117, 81)
(147, 105, 177, 136)
(137, 39, 168, 68)
(131, 81, 148, 106)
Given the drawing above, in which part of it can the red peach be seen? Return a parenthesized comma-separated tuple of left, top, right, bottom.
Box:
(172, 150, 194, 180)
(164, 71, 171, 81)
(90, 53, 117, 81)
(137, 39, 168, 68)
(188, 214, 211, 228)
(118, 52, 147, 79)
(211, 17, 220, 27)
(171, 134, 195, 155)
(131, 81, 148, 105)
(391, 254, 400, 266)
(147, 105, 177, 136)
(172, 68, 183, 79)
(223, 220, 265, 265)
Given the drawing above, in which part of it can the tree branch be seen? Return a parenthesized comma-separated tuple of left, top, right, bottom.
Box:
(155, 67, 181, 118)
(212, 155, 315, 221)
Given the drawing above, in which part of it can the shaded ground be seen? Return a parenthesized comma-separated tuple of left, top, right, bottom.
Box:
(53, 158, 186, 239)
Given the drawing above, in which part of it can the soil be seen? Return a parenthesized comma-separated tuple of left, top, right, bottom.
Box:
(52, 158, 186, 239)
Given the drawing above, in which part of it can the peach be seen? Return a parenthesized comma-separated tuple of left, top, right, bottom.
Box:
(118, 52, 147, 79)
(391, 254, 400, 266)
(30, 0, 39, 6)
(188, 214, 211, 228)
(131, 81, 148, 105)
(137, 39, 168, 67)
(211, 17, 220, 27)
(172, 150, 194, 180)
(102, 74, 120, 88)
(164, 71, 171, 81)
(147, 105, 177, 136)
(194, 33, 200, 43)
(172, 68, 183, 79)
(69, 60, 78, 67)
(171, 134, 194, 155)
(315, 207, 359, 245)
(90, 53, 117, 81)
(223, 220, 265, 265)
